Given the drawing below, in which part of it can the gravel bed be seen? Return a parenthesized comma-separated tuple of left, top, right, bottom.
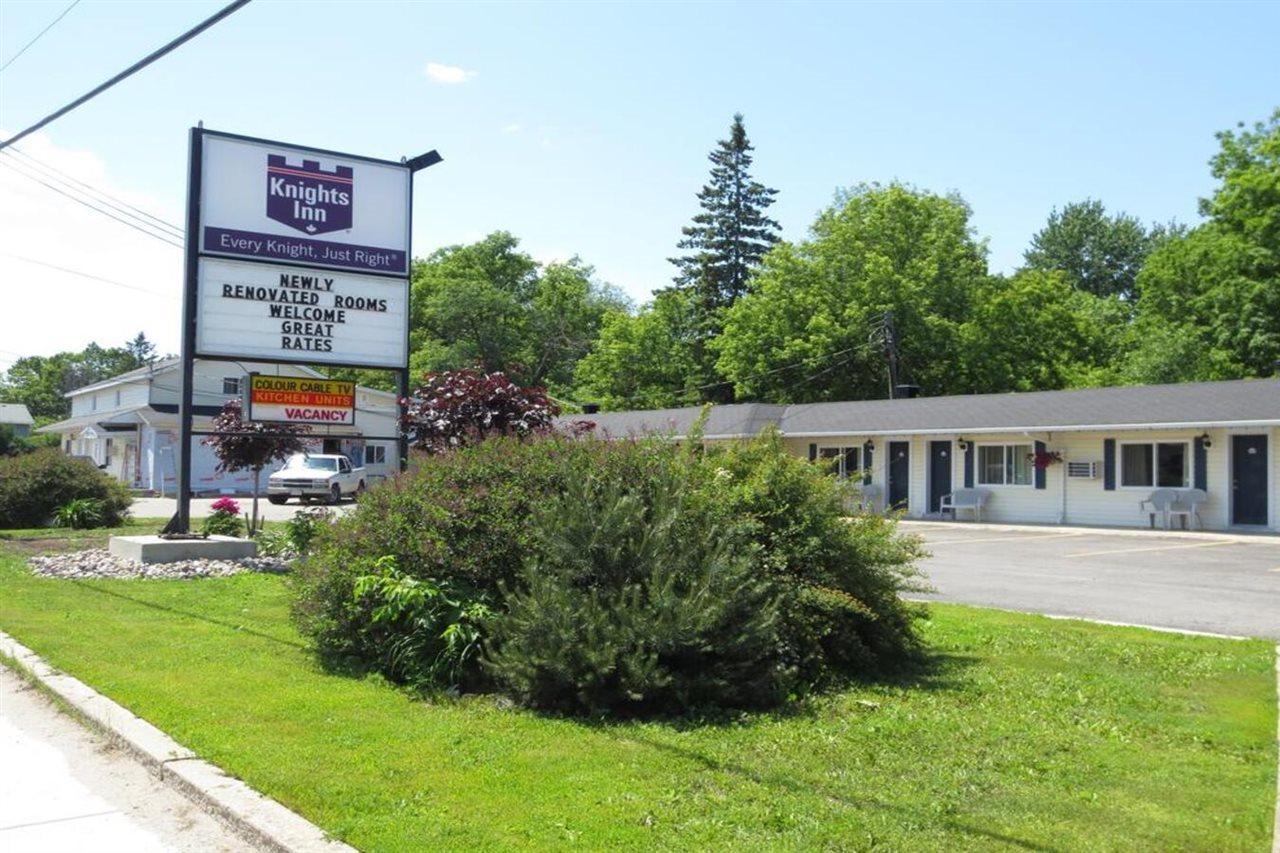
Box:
(29, 549, 290, 580)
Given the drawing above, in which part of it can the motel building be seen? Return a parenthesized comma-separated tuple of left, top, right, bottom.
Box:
(574, 378, 1280, 533)
(38, 358, 399, 495)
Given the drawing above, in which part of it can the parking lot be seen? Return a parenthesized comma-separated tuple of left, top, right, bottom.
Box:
(903, 522, 1280, 639)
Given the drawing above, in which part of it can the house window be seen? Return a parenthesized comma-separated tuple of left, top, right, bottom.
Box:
(222, 377, 242, 395)
(364, 445, 387, 466)
(1120, 442, 1187, 488)
(114, 389, 121, 407)
(817, 446, 861, 479)
(977, 444, 1032, 486)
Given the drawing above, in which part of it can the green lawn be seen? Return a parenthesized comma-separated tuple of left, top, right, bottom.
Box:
(0, 547, 1274, 851)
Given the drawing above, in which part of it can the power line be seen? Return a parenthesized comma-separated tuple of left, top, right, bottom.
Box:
(1, 253, 178, 298)
(0, 150, 184, 239)
(0, 0, 253, 151)
(0, 0, 81, 74)
(0, 158, 184, 248)
(4, 147, 184, 236)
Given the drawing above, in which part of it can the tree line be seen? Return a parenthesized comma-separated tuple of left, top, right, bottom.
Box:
(5, 109, 1276, 417)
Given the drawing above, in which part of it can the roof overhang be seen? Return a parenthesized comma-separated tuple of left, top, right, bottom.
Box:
(781, 419, 1280, 438)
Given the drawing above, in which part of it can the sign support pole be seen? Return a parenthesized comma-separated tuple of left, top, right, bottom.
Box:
(175, 127, 204, 533)
(397, 367, 410, 472)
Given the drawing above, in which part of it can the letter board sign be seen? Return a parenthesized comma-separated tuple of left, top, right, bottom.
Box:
(199, 132, 410, 276)
(196, 257, 408, 368)
(247, 374, 356, 426)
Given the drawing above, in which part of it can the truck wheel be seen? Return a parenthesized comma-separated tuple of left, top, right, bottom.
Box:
(329, 483, 342, 505)
(267, 495, 288, 505)
(355, 481, 366, 500)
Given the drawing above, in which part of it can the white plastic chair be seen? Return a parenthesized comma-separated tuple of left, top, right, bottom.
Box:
(1168, 488, 1208, 530)
(940, 488, 990, 522)
(1139, 489, 1180, 529)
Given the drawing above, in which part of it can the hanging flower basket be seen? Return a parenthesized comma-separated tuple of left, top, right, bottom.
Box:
(1027, 449, 1062, 470)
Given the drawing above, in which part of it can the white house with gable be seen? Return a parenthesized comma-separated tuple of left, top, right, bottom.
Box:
(39, 358, 399, 495)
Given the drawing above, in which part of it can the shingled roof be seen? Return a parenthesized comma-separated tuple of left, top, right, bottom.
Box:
(565, 379, 1280, 438)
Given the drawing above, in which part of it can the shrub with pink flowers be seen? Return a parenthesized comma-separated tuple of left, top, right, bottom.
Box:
(203, 496, 244, 538)
(210, 497, 241, 515)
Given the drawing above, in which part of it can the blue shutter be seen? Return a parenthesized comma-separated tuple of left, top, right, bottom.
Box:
(1103, 439, 1116, 490)
(1034, 440, 1046, 490)
(964, 443, 974, 488)
(1193, 437, 1208, 490)
(808, 443, 817, 462)
(862, 442, 873, 486)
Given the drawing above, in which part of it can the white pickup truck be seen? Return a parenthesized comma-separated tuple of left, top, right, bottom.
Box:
(267, 453, 366, 505)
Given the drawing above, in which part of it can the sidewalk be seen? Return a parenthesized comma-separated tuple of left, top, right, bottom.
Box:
(0, 667, 254, 852)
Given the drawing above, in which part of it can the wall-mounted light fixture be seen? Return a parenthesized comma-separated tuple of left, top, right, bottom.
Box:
(957, 437, 969, 451)
(1199, 432, 1212, 449)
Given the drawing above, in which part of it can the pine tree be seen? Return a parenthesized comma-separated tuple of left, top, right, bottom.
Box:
(669, 113, 780, 400)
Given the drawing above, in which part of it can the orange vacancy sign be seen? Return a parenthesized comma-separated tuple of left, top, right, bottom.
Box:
(247, 375, 355, 425)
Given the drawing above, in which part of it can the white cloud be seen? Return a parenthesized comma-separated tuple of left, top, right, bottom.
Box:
(0, 132, 184, 361)
(424, 62, 476, 84)
(501, 123, 522, 135)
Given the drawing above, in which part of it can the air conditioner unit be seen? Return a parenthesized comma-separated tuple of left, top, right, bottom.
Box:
(1066, 461, 1100, 479)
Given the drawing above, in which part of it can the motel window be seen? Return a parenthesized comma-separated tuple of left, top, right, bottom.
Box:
(1120, 442, 1187, 488)
(364, 445, 387, 466)
(818, 446, 861, 479)
(222, 377, 242, 395)
(977, 444, 1032, 486)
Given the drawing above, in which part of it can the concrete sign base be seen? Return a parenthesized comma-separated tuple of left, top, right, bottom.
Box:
(108, 535, 257, 564)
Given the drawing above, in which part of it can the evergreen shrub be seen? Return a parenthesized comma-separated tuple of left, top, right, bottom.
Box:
(293, 430, 925, 713)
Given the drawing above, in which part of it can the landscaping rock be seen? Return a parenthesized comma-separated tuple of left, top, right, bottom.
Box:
(29, 549, 288, 580)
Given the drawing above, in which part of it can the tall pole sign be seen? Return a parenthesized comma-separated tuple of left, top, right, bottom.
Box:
(174, 127, 434, 532)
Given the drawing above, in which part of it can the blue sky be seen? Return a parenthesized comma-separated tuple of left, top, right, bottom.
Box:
(1, 0, 1277, 359)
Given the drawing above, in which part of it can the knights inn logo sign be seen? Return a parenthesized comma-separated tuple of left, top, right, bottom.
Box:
(266, 155, 353, 235)
(198, 130, 411, 276)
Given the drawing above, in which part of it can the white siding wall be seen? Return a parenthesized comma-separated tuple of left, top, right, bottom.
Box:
(785, 426, 1277, 532)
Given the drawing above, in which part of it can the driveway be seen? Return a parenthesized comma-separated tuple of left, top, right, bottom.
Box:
(902, 522, 1280, 639)
(129, 497, 356, 522)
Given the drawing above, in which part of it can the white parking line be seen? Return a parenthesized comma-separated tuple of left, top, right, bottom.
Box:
(925, 533, 1085, 546)
(1065, 540, 1235, 558)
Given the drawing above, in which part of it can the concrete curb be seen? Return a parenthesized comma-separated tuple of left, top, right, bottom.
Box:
(898, 518, 1280, 545)
(0, 630, 354, 853)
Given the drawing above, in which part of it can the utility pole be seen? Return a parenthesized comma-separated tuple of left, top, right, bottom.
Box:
(871, 310, 917, 400)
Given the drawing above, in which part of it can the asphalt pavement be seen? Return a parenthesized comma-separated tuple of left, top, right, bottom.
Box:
(904, 521, 1280, 639)
(129, 496, 355, 522)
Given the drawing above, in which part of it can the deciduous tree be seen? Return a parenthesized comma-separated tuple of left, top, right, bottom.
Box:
(402, 369, 558, 454)
(1023, 199, 1157, 300)
(715, 184, 987, 402)
(203, 400, 308, 533)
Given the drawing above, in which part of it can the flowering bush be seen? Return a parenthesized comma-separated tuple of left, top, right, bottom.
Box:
(210, 496, 241, 515)
(203, 497, 244, 537)
(402, 369, 558, 454)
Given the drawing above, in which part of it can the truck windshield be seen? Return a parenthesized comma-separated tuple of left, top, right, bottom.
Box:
(285, 455, 337, 471)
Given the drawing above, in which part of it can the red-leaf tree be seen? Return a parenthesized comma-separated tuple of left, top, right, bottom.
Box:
(402, 368, 559, 454)
(203, 399, 309, 533)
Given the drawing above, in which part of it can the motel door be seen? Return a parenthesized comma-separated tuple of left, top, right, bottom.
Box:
(888, 441, 910, 510)
(928, 441, 951, 513)
(1231, 435, 1268, 525)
